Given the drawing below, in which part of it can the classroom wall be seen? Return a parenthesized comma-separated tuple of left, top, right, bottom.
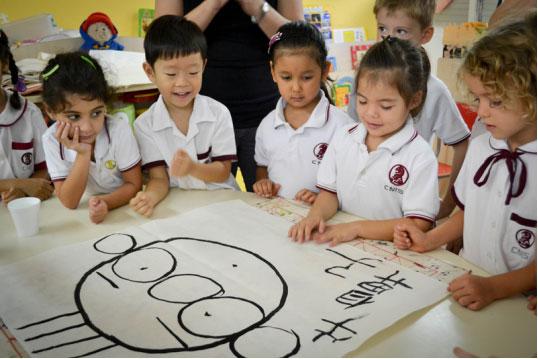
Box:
(2, 0, 377, 40)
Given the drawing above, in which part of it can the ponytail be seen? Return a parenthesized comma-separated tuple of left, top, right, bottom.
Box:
(0, 30, 22, 110)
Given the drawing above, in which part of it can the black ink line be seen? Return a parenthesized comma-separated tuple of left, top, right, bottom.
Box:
(31, 335, 101, 354)
(97, 272, 119, 289)
(74, 343, 118, 358)
(156, 316, 187, 348)
(326, 248, 359, 263)
(25, 323, 86, 341)
(325, 263, 354, 278)
(16, 311, 80, 330)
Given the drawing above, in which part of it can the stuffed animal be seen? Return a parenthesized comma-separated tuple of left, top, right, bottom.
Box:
(80, 12, 124, 51)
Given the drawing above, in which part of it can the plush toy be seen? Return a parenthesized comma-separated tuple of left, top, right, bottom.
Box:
(80, 12, 124, 51)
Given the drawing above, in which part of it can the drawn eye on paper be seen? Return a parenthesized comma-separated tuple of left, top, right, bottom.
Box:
(15, 234, 300, 357)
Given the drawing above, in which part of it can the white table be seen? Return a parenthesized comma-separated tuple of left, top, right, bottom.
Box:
(0, 189, 536, 357)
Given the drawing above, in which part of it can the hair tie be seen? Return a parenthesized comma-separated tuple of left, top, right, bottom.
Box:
(268, 32, 282, 54)
(15, 76, 26, 92)
(42, 64, 60, 81)
(80, 55, 97, 69)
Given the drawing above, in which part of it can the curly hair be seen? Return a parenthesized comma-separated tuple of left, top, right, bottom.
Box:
(373, 0, 436, 30)
(460, 12, 536, 122)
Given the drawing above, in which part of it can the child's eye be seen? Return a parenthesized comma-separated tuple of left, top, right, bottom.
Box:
(302, 76, 314, 81)
(280, 75, 291, 81)
(91, 110, 103, 118)
(67, 114, 79, 121)
(165, 73, 176, 77)
(357, 99, 367, 106)
(381, 105, 393, 111)
(378, 26, 387, 34)
(189, 72, 199, 76)
(396, 29, 409, 38)
(489, 99, 503, 108)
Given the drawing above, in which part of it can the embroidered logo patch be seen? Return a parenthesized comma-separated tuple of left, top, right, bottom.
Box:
(516, 229, 535, 249)
(105, 160, 117, 170)
(313, 143, 329, 160)
(388, 164, 409, 186)
(21, 152, 32, 165)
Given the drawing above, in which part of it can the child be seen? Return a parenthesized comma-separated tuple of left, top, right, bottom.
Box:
(289, 37, 439, 245)
(41, 52, 142, 224)
(347, 0, 471, 219)
(0, 30, 53, 204)
(394, 15, 537, 311)
(130, 15, 238, 217)
(253, 21, 354, 204)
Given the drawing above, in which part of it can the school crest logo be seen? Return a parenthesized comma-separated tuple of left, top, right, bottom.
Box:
(388, 164, 409, 186)
(21, 152, 32, 165)
(313, 143, 329, 161)
(516, 229, 535, 249)
(105, 160, 117, 170)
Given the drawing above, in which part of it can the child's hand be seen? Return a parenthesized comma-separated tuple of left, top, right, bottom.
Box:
(21, 178, 54, 200)
(89, 196, 108, 224)
(313, 222, 360, 247)
(448, 273, 496, 311)
(288, 215, 324, 243)
(1, 187, 26, 204)
(393, 222, 432, 252)
(528, 295, 537, 315)
(170, 149, 194, 178)
(253, 179, 281, 198)
(294, 189, 317, 204)
(130, 191, 156, 217)
(55, 122, 91, 155)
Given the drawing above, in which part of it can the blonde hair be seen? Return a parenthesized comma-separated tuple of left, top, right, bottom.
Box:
(373, 0, 435, 29)
(460, 12, 536, 122)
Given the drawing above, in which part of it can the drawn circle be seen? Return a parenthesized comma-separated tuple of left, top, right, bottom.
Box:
(516, 229, 535, 249)
(112, 247, 176, 283)
(21, 152, 32, 165)
(148, 274, 224, 304)
(388, 164, 409, 186)
(230, 326, 300, 357)
(178, 296, 264, 338)
(94, 233, 136, 254)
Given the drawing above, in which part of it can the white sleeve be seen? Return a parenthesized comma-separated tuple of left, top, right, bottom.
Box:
(134, 116, 165, 168)
(428, 78, 471, 145)
(111, 114, 141, 172)
(402, 153, 439, 222)
(210, 107, 237, 162)
(316, 130, 341, 193)
(42, 128, 70, 181)
(254, 121, 269, 167)
(27, 102, 48, 168)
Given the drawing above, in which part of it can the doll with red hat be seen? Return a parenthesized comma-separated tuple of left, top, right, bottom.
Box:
(80, 12, 124, 51)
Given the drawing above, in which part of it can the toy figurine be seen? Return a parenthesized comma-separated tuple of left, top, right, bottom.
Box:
(80, 12, 124, 51)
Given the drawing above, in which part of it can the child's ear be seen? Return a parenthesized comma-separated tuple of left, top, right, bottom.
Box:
(409, 90, 424, 110)
(420, 26, 434, 45)
(322, 61, 331, 81)
(142, 62, 156, 82)
(202, 58, 207, 71)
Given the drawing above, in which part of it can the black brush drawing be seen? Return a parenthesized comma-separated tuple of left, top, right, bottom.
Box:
(15, 234, 300, 357)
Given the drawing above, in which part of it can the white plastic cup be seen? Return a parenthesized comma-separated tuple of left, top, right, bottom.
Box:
(7, 197, 41, 237)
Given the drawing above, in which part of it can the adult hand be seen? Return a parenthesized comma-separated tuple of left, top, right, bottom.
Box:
(170, 149, 194, 178)
(294, 189, 317, 205)
(55, 121, 92, 155)
(253, 178, 280, 198)
(89, 196, 108, 224)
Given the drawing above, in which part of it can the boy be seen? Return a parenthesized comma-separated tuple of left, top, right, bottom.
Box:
(347, 0, 470, 220)
(130, 16, 238, 217)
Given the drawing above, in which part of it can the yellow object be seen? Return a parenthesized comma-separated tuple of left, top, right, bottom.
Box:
(236, 168, 246, 192)
(3, 0, 377, 40)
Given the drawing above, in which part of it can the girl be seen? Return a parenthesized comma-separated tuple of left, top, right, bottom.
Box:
(394, 14, 536, 311)
(253, 21, 354, 203)
(41, 52, 142, 224)
(0, 30, 53, 204)
(289, 37, 439, 244)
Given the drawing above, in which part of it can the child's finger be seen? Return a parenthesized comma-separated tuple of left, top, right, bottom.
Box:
(272, 183, 281, 196)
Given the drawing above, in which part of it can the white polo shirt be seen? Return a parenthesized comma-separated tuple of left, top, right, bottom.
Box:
(347, 75, 471, 145)
(42, 113, 141, 195)
(0, 91, 47, 179)
(317, 119, 439, 222)
(134, 94, 238, 190)
(254, 93, 354, 199)
(453, 133, 536, 275)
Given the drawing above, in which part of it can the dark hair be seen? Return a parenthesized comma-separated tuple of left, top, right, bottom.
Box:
(41, 51, 112, 113)
(268, 21, 333, 104)
(356, 37, 428, 117)
(144, 15, 207, 67)
(0, 30, 22, 110)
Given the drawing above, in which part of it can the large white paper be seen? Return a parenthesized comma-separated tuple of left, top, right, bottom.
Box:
(0, 200, 447, 357)
(89, 50, 151, 88)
